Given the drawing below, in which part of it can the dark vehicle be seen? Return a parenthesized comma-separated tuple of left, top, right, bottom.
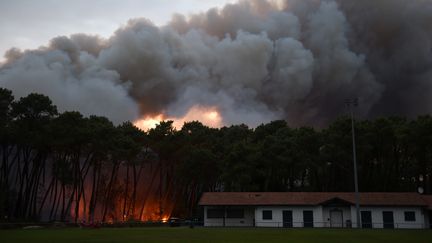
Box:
(185, 218, 203, 228)
(168, 217, 182, 227)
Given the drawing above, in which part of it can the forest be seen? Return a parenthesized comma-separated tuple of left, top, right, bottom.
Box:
(0, 88, 431, 223)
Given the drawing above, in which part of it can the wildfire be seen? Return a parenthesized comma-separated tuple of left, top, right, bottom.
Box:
(66, 105, 224, 224)
(68, 158, 175, 224)
(134, 105, 223, 131)
(134, 114, 165, 131)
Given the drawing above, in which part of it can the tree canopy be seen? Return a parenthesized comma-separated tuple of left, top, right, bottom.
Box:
(0, 88, 430, 222)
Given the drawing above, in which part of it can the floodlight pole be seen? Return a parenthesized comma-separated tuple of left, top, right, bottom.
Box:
(346, 98, 361, 229)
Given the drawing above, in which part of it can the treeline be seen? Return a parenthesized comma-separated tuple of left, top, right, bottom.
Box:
(0, 88, 431, 223)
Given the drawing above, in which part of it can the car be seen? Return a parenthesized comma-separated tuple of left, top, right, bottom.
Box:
(168, 217, 183, 227)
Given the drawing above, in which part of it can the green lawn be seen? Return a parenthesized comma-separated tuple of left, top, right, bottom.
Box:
(1, 227, 431, 243)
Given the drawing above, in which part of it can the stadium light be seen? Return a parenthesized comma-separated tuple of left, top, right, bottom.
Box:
(345, 98, 361, 229)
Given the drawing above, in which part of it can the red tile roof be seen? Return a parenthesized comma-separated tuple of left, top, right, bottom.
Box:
(199, 192, 429, 207)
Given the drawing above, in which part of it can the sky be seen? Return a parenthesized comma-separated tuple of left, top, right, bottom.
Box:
(0, 0, 235, 61)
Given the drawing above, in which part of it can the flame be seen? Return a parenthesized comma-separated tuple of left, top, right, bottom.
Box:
(134, 105, 223, 131)
(134, 114, 164, 131)
(69, 161, 175, 224)
(70, 191, 173, 223)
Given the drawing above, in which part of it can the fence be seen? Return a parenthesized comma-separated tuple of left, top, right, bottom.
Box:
(253, 221, 426, 229)
(0, 221, 427, 229)
(0, 220, 204, 229)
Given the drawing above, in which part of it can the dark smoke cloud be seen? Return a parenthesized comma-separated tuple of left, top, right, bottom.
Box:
(1, 0, 431, 126)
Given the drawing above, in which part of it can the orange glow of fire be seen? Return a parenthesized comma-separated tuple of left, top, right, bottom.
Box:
(70, 175, 174, 223)
(69, 156, 176, 224)
(134, 114, 165, 131)
(134, 105, 223, 131)
(71, 197, 173, 223)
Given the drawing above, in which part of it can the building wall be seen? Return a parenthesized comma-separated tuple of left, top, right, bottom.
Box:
(350, 206, 426, 229)
(203, 206, 254, 227)
(254, 206, 324, 228)
(203, 205, 428, 229)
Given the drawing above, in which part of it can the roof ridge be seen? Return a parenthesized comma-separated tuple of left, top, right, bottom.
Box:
(199, 192, 427, 206)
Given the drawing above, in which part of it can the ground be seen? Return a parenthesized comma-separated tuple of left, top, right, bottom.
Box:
(1, 227, 432, 243)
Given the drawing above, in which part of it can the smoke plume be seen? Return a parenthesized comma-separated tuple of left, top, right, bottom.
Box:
(1, 0, 432, 126)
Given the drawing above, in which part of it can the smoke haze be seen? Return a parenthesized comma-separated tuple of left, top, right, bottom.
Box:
(1, 0, 432, 126)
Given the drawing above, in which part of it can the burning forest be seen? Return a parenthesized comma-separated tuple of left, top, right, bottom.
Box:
(0, 91, 180, 223)
(1, 88, 431, 224)
(1, 0, 432, 224)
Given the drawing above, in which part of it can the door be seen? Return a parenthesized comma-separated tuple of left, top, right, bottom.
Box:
(303, 210, 314, 228)
(282, 210, 293, 228)
(330, 209, 343, 228)
(382, 211, 394, 229)
(361, 211, 372, 228)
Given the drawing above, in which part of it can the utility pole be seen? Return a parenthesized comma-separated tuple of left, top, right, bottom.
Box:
(345, 98, 361, 228)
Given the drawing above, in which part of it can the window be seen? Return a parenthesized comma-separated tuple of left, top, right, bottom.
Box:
(227, 209, 244, 218)
(404, 211, 416, 222)
(262, 210, 272, 220)
(207, 209, 224, 218)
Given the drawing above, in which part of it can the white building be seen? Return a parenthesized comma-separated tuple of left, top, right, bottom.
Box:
(199, 192, 432, 229)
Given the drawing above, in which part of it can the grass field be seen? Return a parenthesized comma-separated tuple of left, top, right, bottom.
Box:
(1, 227, 431, 243)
